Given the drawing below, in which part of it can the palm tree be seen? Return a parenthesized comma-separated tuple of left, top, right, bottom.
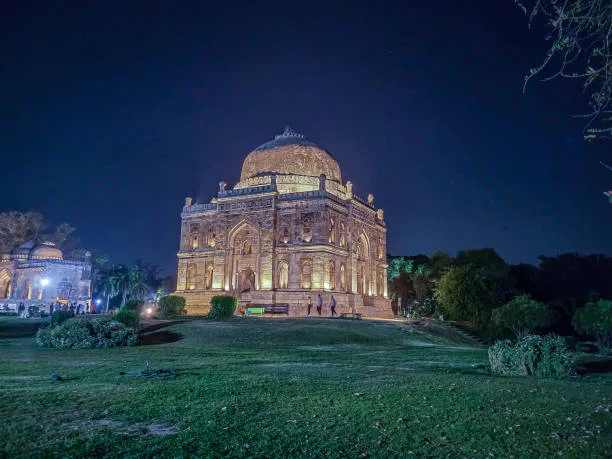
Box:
(97, 268, 118, 312)
(111, 265, 131, 307)
(127, 265, 149, 301)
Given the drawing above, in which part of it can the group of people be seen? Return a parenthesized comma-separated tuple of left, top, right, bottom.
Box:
(48, 301, 95, 316)
(15, 301, 97, 318)
(306, 294, 337, 317)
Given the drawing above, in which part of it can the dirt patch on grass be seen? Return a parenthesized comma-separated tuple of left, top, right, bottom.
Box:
(296, 344, 385, 351)
(258, 362, 334, 368)
(0, 375, 44, 380)
(67, 418, 179, 437)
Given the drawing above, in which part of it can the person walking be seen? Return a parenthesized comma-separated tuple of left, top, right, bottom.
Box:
(330, 295, 337, 317)
(307, 297, 312, 316)
(316, 294, 323, 315)
(49, 303, 54, 316)
(18, 302, 25, 318)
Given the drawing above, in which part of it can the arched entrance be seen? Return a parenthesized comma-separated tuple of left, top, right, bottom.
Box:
(227, 221, 260, 293)
(354, 232, 371, 295)
(0, 270, 11, 299)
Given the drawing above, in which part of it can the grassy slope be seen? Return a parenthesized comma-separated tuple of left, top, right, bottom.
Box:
(0, 316, 610, 458)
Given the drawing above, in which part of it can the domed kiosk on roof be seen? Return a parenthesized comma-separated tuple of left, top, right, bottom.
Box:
(11, 241, 34, 260)
(29, 242, 63, 260)
(176, 127, 391, 318)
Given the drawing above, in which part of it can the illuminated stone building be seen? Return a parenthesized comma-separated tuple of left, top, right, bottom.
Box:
(0, 241, 92, 310)
(176, 127, 391, 317)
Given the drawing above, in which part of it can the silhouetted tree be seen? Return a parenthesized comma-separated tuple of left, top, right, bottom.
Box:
(426, 251, 453, 280)
(514, 0, 611, 140)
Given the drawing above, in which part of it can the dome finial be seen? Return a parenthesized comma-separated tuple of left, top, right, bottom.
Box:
(276, 125, 304, 140)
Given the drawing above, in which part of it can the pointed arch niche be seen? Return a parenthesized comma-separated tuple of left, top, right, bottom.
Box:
(226, 221, 260, 291)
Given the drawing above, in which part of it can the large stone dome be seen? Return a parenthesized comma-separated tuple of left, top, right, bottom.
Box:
(240, 127, 342, 183)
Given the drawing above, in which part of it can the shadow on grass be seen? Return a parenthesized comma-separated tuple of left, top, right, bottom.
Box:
(139, 321, 184, 334)
(139, 330, 183, 346)
(0, 319, 47, 339)
(577, 357, 612, 375)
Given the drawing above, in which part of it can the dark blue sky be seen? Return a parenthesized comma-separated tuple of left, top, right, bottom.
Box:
(1, 1, 610, 274)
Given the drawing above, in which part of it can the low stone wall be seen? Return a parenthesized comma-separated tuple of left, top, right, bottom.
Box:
(176, 289, 393, 319)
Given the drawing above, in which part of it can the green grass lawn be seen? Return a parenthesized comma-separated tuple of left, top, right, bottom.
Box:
(0, 316, 610, 457)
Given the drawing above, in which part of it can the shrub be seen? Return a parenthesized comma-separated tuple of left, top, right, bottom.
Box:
(418, 296, 437, 317)
(434, 265, 500, 329)
(488, 334, 574, 378)
(124, 299, 144, 311)
(492, 295, 555, 338)
(573, 300, 612, 355)
(114, 308, 140, 329)
(36, 318, 137, 349)
(158, 295, 186, 317)
(207, 296, 237, 320)
(50, 310, 74, 327)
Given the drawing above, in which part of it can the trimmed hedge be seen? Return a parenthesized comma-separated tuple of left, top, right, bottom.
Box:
(207, 296, 237, 320)
(158, 295, 186, 317)
(489, 334, 574, 378)
(51, 310, 74, 327)
(36, 317, 136, 349)
(114, 308, 140, 329)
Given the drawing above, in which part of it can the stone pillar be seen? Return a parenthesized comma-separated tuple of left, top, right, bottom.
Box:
(185, 197, 193, 207)
(346, 181, 353, 199)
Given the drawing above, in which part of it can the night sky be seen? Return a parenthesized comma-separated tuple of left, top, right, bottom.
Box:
(2, 1, 610, 274)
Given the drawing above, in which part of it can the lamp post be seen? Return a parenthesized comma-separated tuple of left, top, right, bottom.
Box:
(41, 278, 49, 301)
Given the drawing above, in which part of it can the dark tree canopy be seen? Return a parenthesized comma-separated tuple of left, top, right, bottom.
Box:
(515, 0, 611, 140)
(0, 211, 76, 253)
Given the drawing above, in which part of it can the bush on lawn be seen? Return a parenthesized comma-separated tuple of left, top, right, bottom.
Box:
(36, 317, 136, 349)
(158, 295, 186, 317)
(50, 310, 74, 327)
(124, 299, 144, 311)
(207, 296, 237, 320)
(114, 308, 140, 329)
(488, 334, 574, 378)
(492, 295, 555, 338)
(572, 300, 612, 355)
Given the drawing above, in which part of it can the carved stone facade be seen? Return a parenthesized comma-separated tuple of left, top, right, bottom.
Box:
(0, 241, 92, 310)
(176, 127, 391, 317)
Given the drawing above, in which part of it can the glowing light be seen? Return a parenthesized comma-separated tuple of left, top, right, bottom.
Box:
(261, 276, 272, 289)
(96, 299, 101, 305)
(146, 308, 152, 314)
(41, 278, 49, 286)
